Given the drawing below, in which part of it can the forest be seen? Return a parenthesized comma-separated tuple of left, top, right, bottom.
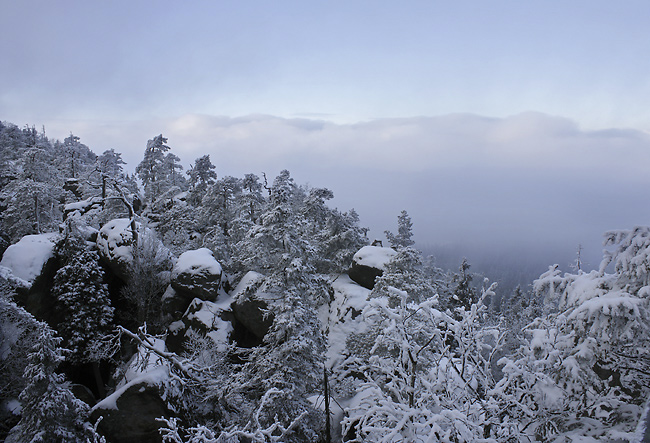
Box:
(0, 120, 649, 442)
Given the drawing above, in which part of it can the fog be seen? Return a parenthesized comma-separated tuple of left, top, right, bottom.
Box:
(40, 112, 650, 286)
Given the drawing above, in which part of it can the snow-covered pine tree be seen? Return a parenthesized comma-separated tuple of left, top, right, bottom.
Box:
(61, 133, 96, 180)
(135, 134, 172, 205)
(52, 248, 114, 365)
(492, 228, 650, 441)
(451, 257, 477, 312)
(0, 294, 42, 439)
(384, 210, 415, 249)
(187, 154, 217, 203)
(6, 325, 93, 443)
(234, 170, 308, 273)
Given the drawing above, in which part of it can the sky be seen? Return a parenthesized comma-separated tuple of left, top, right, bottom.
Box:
(2, 0, 650, 276)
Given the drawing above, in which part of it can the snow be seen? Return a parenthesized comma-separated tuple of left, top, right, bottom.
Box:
(0, 265, 29, 288)
(63, 196, 102, 213)
(231, 271, 265, 300)
(0, 233, 58, 284)
(172, 248, 222, 279)
(92, 366, 169, 412)
(97, 218, 138, 264)
(182, 298, 233, 352)
(353, 246, 396, 270)
(5, 399, 21, 415)
(120, 337, 168, 387)
(318, 274, 371, 368)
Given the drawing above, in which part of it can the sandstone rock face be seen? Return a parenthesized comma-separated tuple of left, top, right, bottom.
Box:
(348, 246, 396, 290)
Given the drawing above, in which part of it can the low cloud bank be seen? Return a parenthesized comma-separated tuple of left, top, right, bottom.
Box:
(48, 112, 650, 273)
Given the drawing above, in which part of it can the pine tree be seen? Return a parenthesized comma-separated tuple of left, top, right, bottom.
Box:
(451, 257, 476, 311)
(62, 133, 95, 179)
(135, 134, 171, 204)
(6, 325, 92, 443)
(384, 210, 415, 249)
(239, 258, 327, 442)
(52, 248, 114, 364)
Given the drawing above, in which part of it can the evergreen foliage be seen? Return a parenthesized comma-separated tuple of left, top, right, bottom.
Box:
(6, 325, 92, 443)
(1, 118, 648, 443)
(52, 245, 114, 364)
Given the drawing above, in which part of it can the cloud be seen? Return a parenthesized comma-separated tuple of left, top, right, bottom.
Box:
(43, 112, 650, 272)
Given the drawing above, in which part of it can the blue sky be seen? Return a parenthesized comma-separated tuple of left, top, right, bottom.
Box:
(2, 0, 650, 273)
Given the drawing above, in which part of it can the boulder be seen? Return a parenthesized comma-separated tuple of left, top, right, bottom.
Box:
(0, 233, 60, 322)
(92, 340, 171, 443)
(0, 233, 59, 286)
(348, 246, 397, 289)
(96, 219, 138, 281)
(161, 286, 186, 321)
(166, 297, 233, 354)
(170, 248, 223, 301)
(230, 271, 274, 342)
(91, 373, 170, 443)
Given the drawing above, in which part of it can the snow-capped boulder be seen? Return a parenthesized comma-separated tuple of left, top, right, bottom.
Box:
(163, 248, 228, 320)
(96, 218, 138, 280)
(0, 233, 58, 286)
(0, 233, 60, 322)
(170, 248, 224, 301)
(348, 245, 397, 289)
(230, 271, 274, 343)
(91, 369, 170, 443)
(91, 339, 171, 443)
(166, 297, 233, 354)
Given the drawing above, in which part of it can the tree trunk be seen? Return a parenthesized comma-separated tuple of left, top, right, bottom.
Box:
(324, 366, 331, 443)
(33, 194, 40, 233)
(92, 361, 106, 399)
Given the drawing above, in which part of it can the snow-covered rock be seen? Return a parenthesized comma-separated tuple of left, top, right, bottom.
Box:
(162, 248, 228, 321)
(230, 271, 274, 343)
(96, 218, 138, 279)
(0, 234, 60, 322)
(91, 339, 171, 443)
(166, 297, 233, 354)
(91, 367, 170, 443)
(318, 274, 371, 368)
(0, 233, 58, 286)
(170, 248, 224, 301)
(348, 245, 396, 289)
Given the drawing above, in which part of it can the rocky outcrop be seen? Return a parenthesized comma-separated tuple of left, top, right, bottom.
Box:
(0, 233, 61, 323)
(163, 248, 228, 319)
(348, 245, 396, 289)
(166, 298, 233, 354)
(170, 248, 223, 301)
(96, 219, 138, 281)
(230, 271, 274, 342)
